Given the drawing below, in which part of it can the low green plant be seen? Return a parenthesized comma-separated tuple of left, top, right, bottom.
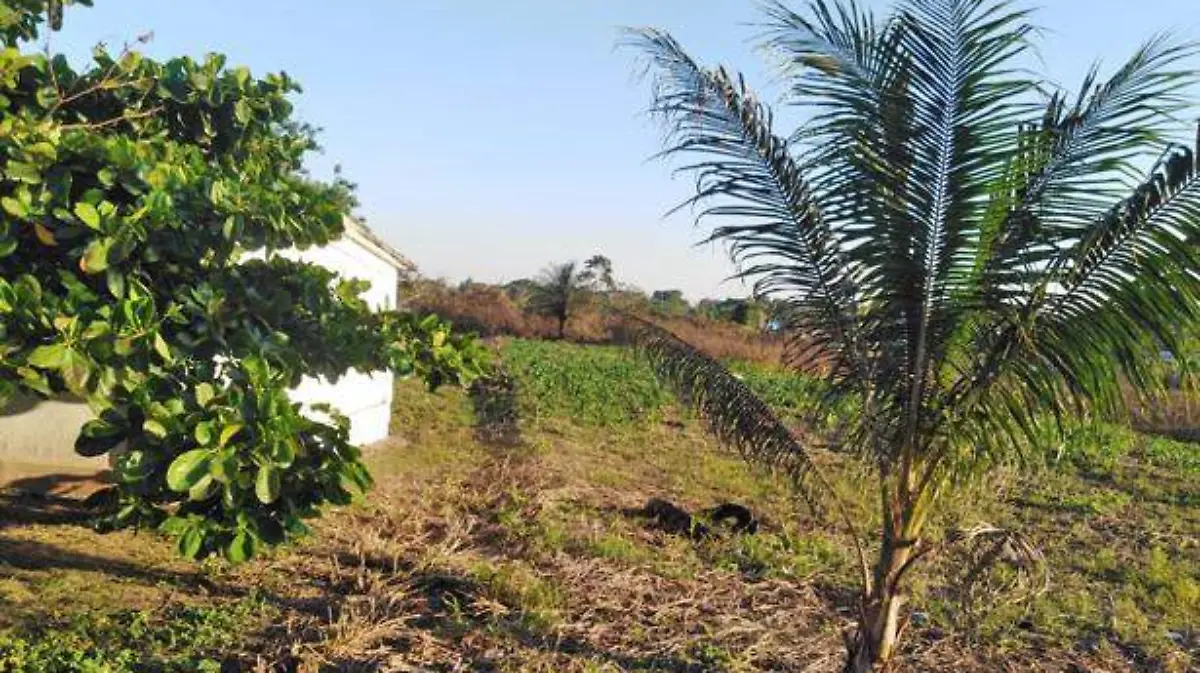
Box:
(502, 339, 670, 425)
(0, 599, 266, 672)
(708, 531, 842, 581)
(1141, 435, 1200, 474)
(727, 362, 854, 431)
(468, 560, 566, 632)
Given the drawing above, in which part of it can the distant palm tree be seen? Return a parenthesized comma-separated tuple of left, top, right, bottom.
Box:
(529, 261, 587, 339)
(581, 254, 617, 293)
(626, 0, 1200, 669)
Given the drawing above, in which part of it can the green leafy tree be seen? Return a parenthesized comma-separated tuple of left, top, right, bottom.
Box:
(0, 1, 485, 562)
(528, 261, 588, 339)
(627, 1, 1200, 669)
(649, 289, 689, 316)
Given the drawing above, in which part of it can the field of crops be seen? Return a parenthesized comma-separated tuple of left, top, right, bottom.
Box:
(499, 339, 672, 425)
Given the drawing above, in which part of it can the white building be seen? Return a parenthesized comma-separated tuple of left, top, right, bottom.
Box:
(282, 218, 414, 445)
(0, 218, 412, 486)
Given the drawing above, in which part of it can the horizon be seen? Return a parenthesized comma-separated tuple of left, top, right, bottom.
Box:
(48, 0, 1200, 301)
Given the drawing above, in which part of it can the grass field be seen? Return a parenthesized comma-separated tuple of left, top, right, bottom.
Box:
(0, 339, 1196, 671)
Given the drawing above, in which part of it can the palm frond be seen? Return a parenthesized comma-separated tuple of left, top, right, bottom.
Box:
(1033, 129, 1200, 401)
(624, 315, 825, 485)
(624, 27, 864, 381)
(930, 35, 1199, 454)
(763, 0, 918, 387)
(765, 1, 1037, 445)
(983, 36, 1200, 285)
(624, 313, 875, 589)
(888, 0, 1036, 440)
(934, 126, 1200, 470)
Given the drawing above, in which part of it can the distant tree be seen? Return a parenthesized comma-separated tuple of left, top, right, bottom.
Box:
(650, 289, 690, 316)
(502, 278, 540, 304)
(628, 1, 1200, 669)
(731, 299, 766, 329)
(580, 254, 616, 292)
(528, 261, 588, 338)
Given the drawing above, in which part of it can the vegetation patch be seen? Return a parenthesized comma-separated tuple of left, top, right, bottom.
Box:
(502, 339, 671, 425)
(0, 598, 267, 672)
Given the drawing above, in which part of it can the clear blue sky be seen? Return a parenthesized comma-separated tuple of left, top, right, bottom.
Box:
(49, 1, 1199, 300)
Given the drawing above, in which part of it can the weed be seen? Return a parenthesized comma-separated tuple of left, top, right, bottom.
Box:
(0, 598, 266, 672)
(1141, 435, 1200, 473)
(468, 560, 566, 632)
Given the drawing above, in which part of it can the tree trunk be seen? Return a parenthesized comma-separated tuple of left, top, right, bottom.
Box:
(846, 507, 921, 671)
(557, 314, 567, 340)
(846, 572, 905, 672)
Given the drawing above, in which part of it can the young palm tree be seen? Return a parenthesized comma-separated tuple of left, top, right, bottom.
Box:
(626, 0, 1200, 669)
(529, 261, 587, 339)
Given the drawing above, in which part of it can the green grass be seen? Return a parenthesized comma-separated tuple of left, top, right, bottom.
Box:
(0, 598, 268, 672)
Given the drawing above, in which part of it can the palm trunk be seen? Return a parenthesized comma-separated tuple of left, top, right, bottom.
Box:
(846, 539, 912, 672)
(846, 478, 928, 673)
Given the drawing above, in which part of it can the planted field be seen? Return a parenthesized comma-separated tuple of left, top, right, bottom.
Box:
(0, 341, 1196, 671)
(500, 339, 672, 425)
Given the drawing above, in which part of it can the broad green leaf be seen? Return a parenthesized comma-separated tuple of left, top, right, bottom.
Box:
(195, 382, 215, 407)
(1, 196, 27, 218)
(105, 268, 126, 299)
(6, 161, 41, 184)
(33, 222, 56, 246)
(218, 423, 243, 448)
(255, 465, 280, 504)
(188, 474, 216, 502)
(74, 202, 101, 230)
(81, 321, 111, 340)
(153, 332, 172, 363)
(178, 527, 204, 559)
(76, 418, 124, 457)
(0, 279, 15, 312)
(61, 349, 92, 393)
(233, 99, 252, 124)
(18, 367, 52, 396)
(26, 343, 68, 369)
(193, 420, 214, 446)
(143, 419, 169, 439)
(80, 238, 111, 274)
(166, 449, 211, 492)
(226, 530, 255, 564)
(25, 142, 56, 160)
(271, 436, 298, 467)
(210, 452, 238, 484)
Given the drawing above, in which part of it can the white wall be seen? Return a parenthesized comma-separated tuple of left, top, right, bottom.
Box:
(277, 238, 399, 446)
(0, 234, 401, 482)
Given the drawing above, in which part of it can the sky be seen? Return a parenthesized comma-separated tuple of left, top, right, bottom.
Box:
(48, 0, 1200, 300)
